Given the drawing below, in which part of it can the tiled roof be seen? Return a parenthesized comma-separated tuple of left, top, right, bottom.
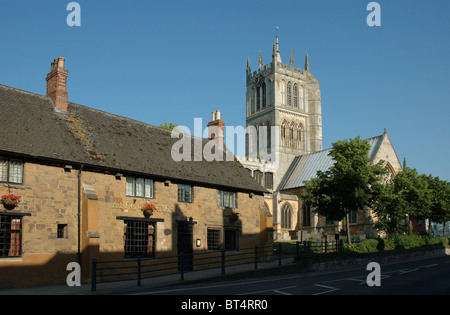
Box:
(0, 84, 267, 194)
(278, 135, 383, 190)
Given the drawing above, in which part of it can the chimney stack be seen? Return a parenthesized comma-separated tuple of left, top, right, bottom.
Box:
(207, 110, 225, 148)
(46, 57, 69, 111)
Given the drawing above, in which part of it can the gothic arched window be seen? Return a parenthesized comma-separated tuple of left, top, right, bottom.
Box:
(288, 121, 295, 148)
(383, 162, 396, 184)
(281, 203, 293, 229)
(297, 123, 303, 149)
(256, 87, 261, 111)
(281, 120, 287, 146)
(266, 121, 271, 153)
(299, 85, 304, 109)
(302, 203, 311, 227)
(262, 82, 266, 108)
(293, 83, 298, 108)
(287, 82, 292, 106)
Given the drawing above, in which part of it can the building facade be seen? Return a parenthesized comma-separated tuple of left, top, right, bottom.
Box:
(0, 58, 272, 288)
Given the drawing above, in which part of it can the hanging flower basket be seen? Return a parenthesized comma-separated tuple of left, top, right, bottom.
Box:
(1, 194, 21, 210)
(141, 203, 157, 218)
(229, 212, 239, 222)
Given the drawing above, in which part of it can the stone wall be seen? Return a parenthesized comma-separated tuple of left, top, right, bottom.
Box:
(0, 160, 271, 288)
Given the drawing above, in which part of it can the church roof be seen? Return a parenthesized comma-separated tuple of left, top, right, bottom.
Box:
(0, 84, 267, 194)
(278, 135, 384, 191)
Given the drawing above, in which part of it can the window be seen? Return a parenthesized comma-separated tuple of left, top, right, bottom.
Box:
(296, 124, 303, 149)
(57, 224, 68, 239)
(124, 220, 155, 258)
(293, 83, 298, 108)
(281, 120, 287, 146)
(302, 204, 311, 227)
(325, 216, 334, 226)
(256, 87, 260, 111)
(281, 203, 292, 229)
(218, 190, 237, 208)
(287, 82, 292, 106)
(264, 172, 273, 190)
(0, 158, 23, 184)
(299, 85, 304, 109)
(0, 215, 22, 257)
(288, 122, 295, 148)
(207, 228, 221, 250)
(178, 184, 193, 203)
(126, 177, 154, 198)
(349, 210, 358, 225)
(261, 82, 266, 108)
(224, 229, 239, 251)
(253, 170, 262, 186)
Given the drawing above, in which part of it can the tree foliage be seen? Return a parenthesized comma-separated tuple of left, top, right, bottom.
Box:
(303, 137, 388, 243)
(373, 168, 450, 237)
(159, 122, 178, 131)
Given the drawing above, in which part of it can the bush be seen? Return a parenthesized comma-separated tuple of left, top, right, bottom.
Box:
(353, 239, 379, 253)
(384, 235, 448, 250)
(341, 235, 447, 254)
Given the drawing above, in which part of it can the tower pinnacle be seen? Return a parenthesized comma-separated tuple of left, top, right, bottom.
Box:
(304, 53, 310, 72)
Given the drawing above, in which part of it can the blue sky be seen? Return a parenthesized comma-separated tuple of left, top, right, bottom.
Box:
(0, 0, 449, 181)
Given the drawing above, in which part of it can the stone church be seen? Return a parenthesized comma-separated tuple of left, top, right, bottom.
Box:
(238, 36, 404, 241)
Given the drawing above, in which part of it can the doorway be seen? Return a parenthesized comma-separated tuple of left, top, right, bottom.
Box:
(177, 219, 194, 271)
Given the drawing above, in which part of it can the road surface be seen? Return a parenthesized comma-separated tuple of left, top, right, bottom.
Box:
(125, 255, 450, 295)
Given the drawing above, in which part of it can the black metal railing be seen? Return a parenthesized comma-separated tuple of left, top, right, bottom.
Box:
(276, 240, 344, 256)
(91, 244, 278, 291)
(91, 241, 344, 291)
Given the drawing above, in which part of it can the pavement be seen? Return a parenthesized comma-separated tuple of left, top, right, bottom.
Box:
(0, 257, 296, 295)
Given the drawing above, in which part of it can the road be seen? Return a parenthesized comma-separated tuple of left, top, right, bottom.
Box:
(125, 255, 450, 295)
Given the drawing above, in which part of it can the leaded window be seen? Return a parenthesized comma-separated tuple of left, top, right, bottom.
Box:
(218, 190, 237, 208)
(281, 203, 292, 229)
(126, 177, 154, 198)
(0, 158, 23, 184)
(207, 228, 221, 250)
(0, 215, 22, 257)
(124, 220, 155, 258)
(178, 184, 193, 203)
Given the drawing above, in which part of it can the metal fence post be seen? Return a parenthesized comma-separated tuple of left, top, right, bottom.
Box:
(278, 242, 282, 266)
(137, 257, 142, 287)
(91, 259, 97, 292)
(180, 252, 185, 281)
(254, 245, 258, 270)
(221, 248, 226, 275)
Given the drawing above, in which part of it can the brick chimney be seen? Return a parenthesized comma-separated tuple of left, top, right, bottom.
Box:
(46, 57, 69, 111)
(207, 110, 225, 148)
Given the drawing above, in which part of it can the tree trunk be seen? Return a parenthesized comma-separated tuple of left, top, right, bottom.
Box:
(443, 222, 447, 237)
(346, 212, 351, 245)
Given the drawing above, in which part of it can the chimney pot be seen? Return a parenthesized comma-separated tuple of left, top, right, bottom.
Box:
(207, 110, 225, 148)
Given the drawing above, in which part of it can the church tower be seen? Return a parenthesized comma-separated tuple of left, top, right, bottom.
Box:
(244, 34, 323, 190)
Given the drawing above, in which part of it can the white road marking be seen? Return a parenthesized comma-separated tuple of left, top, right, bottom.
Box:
(238, 286, 297, 295)
(312, 284, 340, 295)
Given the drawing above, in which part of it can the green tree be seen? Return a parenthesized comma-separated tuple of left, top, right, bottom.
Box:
(372, 182, 407, 237)
(159, 122, 179, 131)
(426, 175, 450, 236)
(372, 167, 436, 237)
(303, 137, 387, 244)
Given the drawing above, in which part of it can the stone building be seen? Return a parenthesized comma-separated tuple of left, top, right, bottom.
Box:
(0, 57, 272, 288)
(238, 37, 403, 241)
